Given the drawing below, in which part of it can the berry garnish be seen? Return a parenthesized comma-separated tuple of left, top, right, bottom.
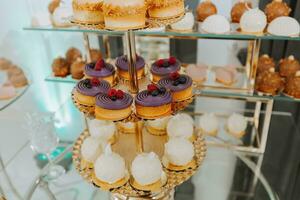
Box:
(147, 84, 158, 92)
(108, 89, 117, 97)
(156, 59, 164, 67)
(85, 82, 92, 89)
(91, 78, 100, 86)
(168, 56, 177, 65)
(162, 61, 169, 68)
(172, 80, 180, 86)
(151, 90, 159, 96)
(83, 79, 90, 84)
(178, 76, 187, 84)
(95, 59, 105, 71)
(116, 90, 124, 99)
(170, 71, 180, 80)
(159, 87, 166, 94)
(111, 96, 117, 101)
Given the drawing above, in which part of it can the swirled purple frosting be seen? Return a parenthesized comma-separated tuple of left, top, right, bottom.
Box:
(158, 75, 193, 92)
(115, 55, 145, 71)
(150, 59, 181, 76)
(76, 79, 111, 96)
(96, 93, 133, 110)
(84, 62, 115, 77)
(135, 90, 172, 107)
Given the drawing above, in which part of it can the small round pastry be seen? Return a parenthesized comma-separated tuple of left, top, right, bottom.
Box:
(131, 152, 164, 191)
(196, 0, 217, 22)
(170, 12, 195, 31)
(264, 0, 291, 23)
(103, 0, 146, 30)
(0, 58, 12, 71)
(135, 84, 172, 119)
(201, 14, 230, 34)
(267, 16, 300, 37)
(115, 55, 145, 80)
(171, 113, 194, 125)
(158, 72, 193, 101)
(81, 136, 103, 168)
(227, 113, 247, 138)
(215, 66, 237, 86)
(185, 64, 207, 84)
(95, 89, 133, 121)
(167, 113, 194, 141)
(71, 59, 86, 79)
(74, 78, 111, 106)
(147, 0, 185, 19)
(146, 116, 170, 136)
(52, 57, 70, 77)
(84, 59, 116, 85)
(150, 57, 181, 83)
(284, 71, 300, 98)
(231, 0, 252, 23)
(9, 74, 28, 88)
(0, 83, 16, 100)
(279, 55, 300, 77)
(198, 113, 219, 136)
(255, 68, 284, 95)
(89, 119, 116, 143)
(240, 8, 267, 34)
(51, 5, 73, 27)
(257, 54, 276, 74)
(66, 47, 82, 65)
(163, 138, 195, 171)
(117, 122, 135, 134)
(90, 49, 102, 63)
(72, 0, 104, 24)
(93, 145, 127, 189)
(7, 65, 24, 78)
(48, 0, 61, 14)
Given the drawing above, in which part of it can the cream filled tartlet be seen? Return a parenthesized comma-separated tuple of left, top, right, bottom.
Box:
(201, 14, 230, 34)
(81, 136, 103, 168)
(115, 55, 145, 80)
(227, 113, 247, 138)
(146, 116, 170, 136)
(240, 8, 267, 34)
(167, 113, 195, 141)
(150, 57, 181, 83)
(199, 113, 219, 136)
(72, 0, 104, 24)
(103, 0, 146, 30)
(163, 138, 195, 171)
(93, 145, 128, 189)
(131, 152, 165, 191)
(89, 119, 116, 144)
(186, 64, 208, 84)
(147, 0, 184, 19)
(215, 66, 238, 86)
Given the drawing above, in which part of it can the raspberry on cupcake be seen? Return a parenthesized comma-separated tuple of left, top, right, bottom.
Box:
(150, 57, 181, 83)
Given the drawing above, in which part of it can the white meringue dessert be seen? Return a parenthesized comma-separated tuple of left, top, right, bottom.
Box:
(199, 113, 219, 136)
(240, 8, 267, 34)
(131, 152, 163, 187)
(164, 138, 195, 169)
(267, 16, 300, 37)
(167, 114, 194, 141)
(51, 5, 73, 27)
(81, 136, 103, 164)
(171, 12, 195, 31)
(146, 116, 170, 135)
(89, 119, 116, 143)
(201, 14, 231, 34)
(227, 113, 247, 138)
(94, 145, 127, 185)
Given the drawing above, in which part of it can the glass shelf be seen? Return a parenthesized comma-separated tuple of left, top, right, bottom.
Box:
(45, 75, 78, 84)
(0, 85, 30, 111)
(23, 25, 300, 41)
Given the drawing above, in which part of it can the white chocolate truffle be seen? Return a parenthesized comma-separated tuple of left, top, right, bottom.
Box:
(164, 138, 194, 166)
(94, 145, 126, 184)
(167, 114, 194, 139)
(81, 137, 103, 163)
(227, 113, 247, 136)
(52, 5, 73, 27)
(199, 113, 219, 134)
(171, 12, 195, 31)
(240, 8, 267, 33)
(147, 116, 170, 130)
(131, 152, 162, 186)
(89, 119, 116, 140)
(267, 16, 300, 37)
(201, 14, 231, 34)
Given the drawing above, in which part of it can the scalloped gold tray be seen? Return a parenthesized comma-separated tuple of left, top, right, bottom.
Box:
(72, 129, 206, 198)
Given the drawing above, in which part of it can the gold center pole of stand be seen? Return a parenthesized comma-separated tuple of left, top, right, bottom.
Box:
(125, 30, 144, 153)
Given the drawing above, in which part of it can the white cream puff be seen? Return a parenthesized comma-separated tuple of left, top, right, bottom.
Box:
(146, 116, 170, 136)
(199, 113, 219, 136)
(81, 136, 103, 167)
(167, 114, 195, 141)
(89, 119, 116, 144)
(227, 113, 247, 138)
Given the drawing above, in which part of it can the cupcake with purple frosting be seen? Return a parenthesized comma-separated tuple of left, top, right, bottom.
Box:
(84, 59, 116, 85)
(150, 57, 181, 83)
(135, 84, 172, 119)
(115, 55, 146, 80)
(95, 89, 133, 121)
(74, 78, 111, 106)
(158, 72, 193, 102)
